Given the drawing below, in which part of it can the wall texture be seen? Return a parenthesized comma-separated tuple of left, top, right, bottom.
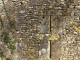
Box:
(0, 0, 80, 60)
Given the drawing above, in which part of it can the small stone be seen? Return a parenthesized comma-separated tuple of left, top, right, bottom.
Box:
(0, 57, 1, 60)
(19, 10, 25, 13)
(17, 31, 19, 33)
(18, 34, 20, 37)
(21, 1, 25, 4)
(5, 45, 8, 48)
(45, 34, 49, 36)
(1, 15, 5, 19)
(70, 21, 73, 25)
(75, 6, 80, 9)
(0, 42, 2, 44)
(30, 55, 34, 59)
(73, 25, 79, 31)
(37, 25, 48, 33)
(73, 32, 78, 35)
(12, 0, 18, 2)
(41, 48, 46, 54)
(61, 0, 64, 1)
(49, 6, 53, 8)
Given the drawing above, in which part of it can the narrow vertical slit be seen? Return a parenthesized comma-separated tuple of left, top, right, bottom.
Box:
(50, 40, 51, 58)
(50, 15, 51, 59)
(50, 15, 51, 32)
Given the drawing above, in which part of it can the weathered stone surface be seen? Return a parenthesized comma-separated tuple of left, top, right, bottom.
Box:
(0, 0, 80, 60)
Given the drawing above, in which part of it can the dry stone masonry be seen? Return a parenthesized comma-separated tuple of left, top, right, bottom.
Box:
(0, 0, 80, 60)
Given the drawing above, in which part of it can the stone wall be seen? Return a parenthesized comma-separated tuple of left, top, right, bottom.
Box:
(0, 0, 80, 60)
